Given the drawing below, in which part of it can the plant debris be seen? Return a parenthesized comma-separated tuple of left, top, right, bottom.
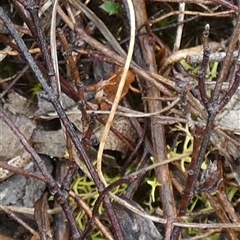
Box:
(0, 0, 239, 239)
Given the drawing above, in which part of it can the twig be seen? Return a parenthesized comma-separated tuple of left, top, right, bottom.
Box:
(211, 9, 240, 105)
(153, 0, 239, 12)
(150, 10, 235, 26)
(96, 0, 135, 192)
(56, 4, 174, 96)
(68, 0, 126, 57)
(171, 12, 240, 240)
(0, 203, 40, 239)
(132, 1, 176, 239)
(0, 2, 123, 239)
(0, 159, 46, 182)
(173, 2, 185, 52)
(198, 24, 211, 109)
(82, 176, 136, 239)
(0, 105, 83, 239)
(69, 191, 115, 240)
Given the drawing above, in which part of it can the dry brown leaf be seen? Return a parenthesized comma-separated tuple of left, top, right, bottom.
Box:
(87, 68, 135, 109)
(0, 234, 17, 240)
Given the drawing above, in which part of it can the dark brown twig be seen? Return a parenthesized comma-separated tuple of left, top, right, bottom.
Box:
(171, 13, 240, 240)
(198, 24, 211, 109)
(0, 160, 47, 183)
(0, 2, 124, 239)
(0, 203, 40, 238)
(11, 0, 37, 37)
(56, 4, 174, 96)
(82, 175, 137, 239)
(0, 105, 83, 239)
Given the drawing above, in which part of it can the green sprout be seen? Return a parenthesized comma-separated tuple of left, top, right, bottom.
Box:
(29, 82, 42, 96)
(99, 1, 120, 16)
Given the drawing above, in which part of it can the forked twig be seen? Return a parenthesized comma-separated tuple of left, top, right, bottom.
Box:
(171, 13, 240, 240)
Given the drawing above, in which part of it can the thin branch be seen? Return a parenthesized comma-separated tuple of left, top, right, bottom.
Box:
(198, 24, 211, 109)
(211, 9, 240, 104)
(0, 2, 124, 239)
